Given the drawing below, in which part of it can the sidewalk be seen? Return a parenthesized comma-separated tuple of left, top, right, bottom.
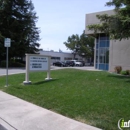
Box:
(0, 91, 101, 130)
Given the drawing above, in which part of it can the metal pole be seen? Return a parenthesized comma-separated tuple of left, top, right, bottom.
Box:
(6, 47, 8, 87)
(26, 54, 29, 82)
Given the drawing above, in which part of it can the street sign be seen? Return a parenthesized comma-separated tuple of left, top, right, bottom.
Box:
(4, 38, 11, 87)
(4, 38, 11, 47)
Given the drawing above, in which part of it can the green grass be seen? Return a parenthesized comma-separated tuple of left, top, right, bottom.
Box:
(0, 69, 130, 130)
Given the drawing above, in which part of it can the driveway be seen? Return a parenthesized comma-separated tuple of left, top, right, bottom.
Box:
(51, 66, 100, 71)
(0, 68, 25, 76)
(0, 66, 99, 76)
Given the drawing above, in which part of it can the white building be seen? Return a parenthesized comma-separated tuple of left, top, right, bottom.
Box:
(85, 10, 130, 71)
(39, 50, 83, 64)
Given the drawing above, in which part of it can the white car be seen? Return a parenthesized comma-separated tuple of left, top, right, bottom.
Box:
(71, 60, 83, 66)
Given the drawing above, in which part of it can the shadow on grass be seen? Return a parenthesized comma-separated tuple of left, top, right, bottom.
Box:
(33, 79, 58, 85)
(107, 73, 130, 80)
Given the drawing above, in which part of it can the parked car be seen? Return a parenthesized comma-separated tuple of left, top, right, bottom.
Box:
(65, 60, 75, 67)
(71, 60, 83, 66)
(78, 60, 85, 66)
(53, 61, 66, 67)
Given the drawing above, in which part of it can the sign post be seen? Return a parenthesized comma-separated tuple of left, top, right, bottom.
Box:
(4, 38, 11, 87)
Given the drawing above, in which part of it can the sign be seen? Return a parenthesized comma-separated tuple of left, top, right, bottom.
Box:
(23, 54, 52, 85)
(30, 56, 48, 71)
(4, 38, 11, 47)
(4, 38, 11, 87)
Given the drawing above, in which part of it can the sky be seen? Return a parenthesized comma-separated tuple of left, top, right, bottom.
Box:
(32, 0, 114, 52)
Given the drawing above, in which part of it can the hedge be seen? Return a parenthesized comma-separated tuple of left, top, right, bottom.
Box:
(0, 60, 25, 68)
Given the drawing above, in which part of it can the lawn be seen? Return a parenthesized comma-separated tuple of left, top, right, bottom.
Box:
(0, 68, 130, 130)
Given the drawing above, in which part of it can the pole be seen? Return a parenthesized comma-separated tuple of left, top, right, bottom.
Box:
(6, 47, 8, 87)
(25, 54, 29, 82)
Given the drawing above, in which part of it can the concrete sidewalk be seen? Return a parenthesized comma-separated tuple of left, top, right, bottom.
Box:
(0, 91, 101, 130)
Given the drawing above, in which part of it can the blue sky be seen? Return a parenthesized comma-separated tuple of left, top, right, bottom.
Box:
(32, 0, 114, 52)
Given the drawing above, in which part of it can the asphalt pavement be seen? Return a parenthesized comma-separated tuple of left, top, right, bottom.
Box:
(0, 68, 25, 76)
(0, 66, 99, 76)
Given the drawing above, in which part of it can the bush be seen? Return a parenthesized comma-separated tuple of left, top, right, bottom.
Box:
(126, 70, 130, 75)
(120, 70, 130, 75)
(120, 70, 128, 75)
(0, 60, 25, 68)
(0, 61, 9, 67)
(14, 59, 25, 64)
(10, 61, 25, 67)
(114, 66, 122, 74)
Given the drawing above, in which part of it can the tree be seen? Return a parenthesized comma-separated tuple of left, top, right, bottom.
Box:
(64, 34, 80, 59)
(78, 31, 94, 61)
(0, 0, 40, 60)
(64, 31, 94, 60)
(87, 0, 130, 40)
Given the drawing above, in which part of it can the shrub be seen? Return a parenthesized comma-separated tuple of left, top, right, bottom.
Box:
(0, 60, 25, 68)
(120, 70, 128, 75)
(0, 61, 8, 67)
(114, 66, 122, 74)
(14, 59, 25, 64)
(10, 61, 25, 67)
(120, 70, 130, 75)
(126, 70, 130, 75)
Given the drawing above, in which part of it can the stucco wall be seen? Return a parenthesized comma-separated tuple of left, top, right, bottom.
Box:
(109, 39, 130, 71)
(85, 10, 115, 35)
(85, 10, 130, 71)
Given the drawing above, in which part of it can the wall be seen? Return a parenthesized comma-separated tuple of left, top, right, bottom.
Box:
(39, 51, 83, 64)
(85, 9, 130, 71)
(109, 39, 130, 71)
(85, 10, 115, 35)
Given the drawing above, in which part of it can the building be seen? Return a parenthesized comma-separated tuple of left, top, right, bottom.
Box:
(39, 50, 83, 65)
(85, 10, 130, 71)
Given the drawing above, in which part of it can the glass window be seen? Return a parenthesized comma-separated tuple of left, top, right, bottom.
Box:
(96, 64, 98, 69)
(100, 34, 109, 40)
(64, 57, 72, 60)
(99, 64, 105, 70)
(51, 57, 60, 60)
(99, 40, 106, 47)
(95, 34, 109, 70)
(100, 36, 106, 40)
(96, 56, 98, 63)
(99, 56, 102, 63)
(106, 36, 109, 40)
(106, 41, 109, 47)
(96, 43, 98, 49)
(105, 48, 109, 63)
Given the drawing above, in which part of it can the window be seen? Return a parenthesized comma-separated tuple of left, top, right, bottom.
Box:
(51, 57, 60, 60)
(64, 57, 72, 60)
(95, 34, 109, 70)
